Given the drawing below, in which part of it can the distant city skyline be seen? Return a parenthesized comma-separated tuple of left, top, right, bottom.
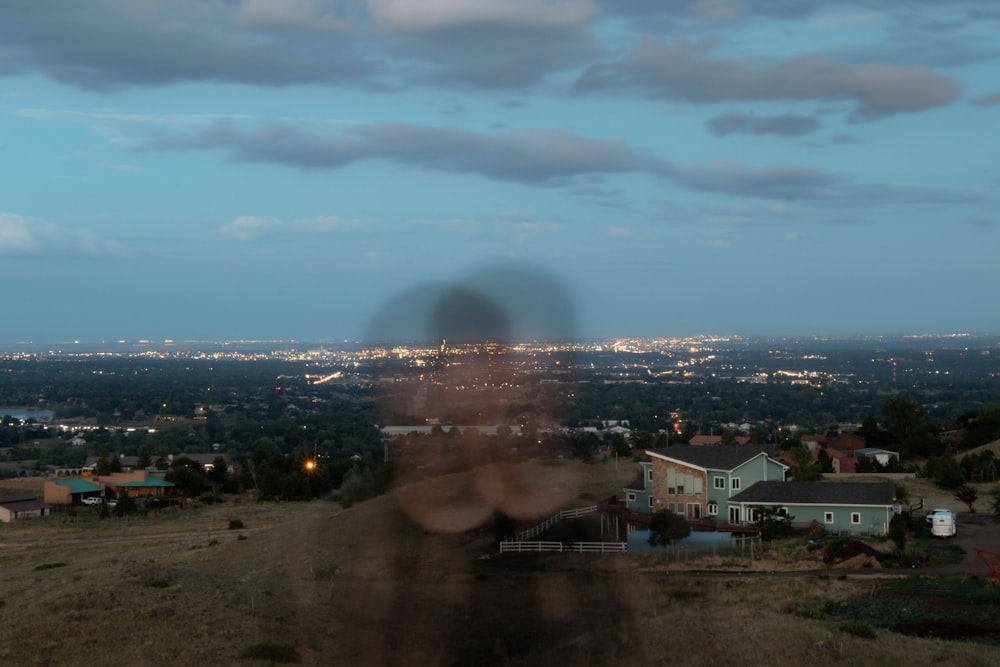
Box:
(2, 2, 998, 344)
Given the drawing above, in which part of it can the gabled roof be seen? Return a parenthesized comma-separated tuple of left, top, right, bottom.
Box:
(728, 481, 895, 506)
(645, 444, 781, 472)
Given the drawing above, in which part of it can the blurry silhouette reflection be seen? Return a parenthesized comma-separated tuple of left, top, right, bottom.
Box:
(319, 263, 650, 664)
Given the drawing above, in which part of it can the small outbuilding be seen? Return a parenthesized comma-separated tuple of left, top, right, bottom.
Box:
(0, 494, 51, 522)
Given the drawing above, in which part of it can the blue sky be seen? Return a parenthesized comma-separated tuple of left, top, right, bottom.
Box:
(1, 1, 998, 344)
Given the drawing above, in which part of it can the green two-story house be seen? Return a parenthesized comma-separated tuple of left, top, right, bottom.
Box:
(625, 444, 788, 523)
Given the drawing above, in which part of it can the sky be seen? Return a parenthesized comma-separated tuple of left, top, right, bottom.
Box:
(1, 1, 999, 344)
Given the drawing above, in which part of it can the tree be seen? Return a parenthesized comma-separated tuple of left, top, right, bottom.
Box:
(889, 513, 908, 556)
(165, 457, 211, 497)
(95, 449, 111, 476)
(137, 446, 152, 470)
(881, 394, 927, 443)
(927, 456, 965, 490)
(954, 485, 978, 512)
(755, 506, 793, 541)
(647, 509, 691, 547)
(787, 447, 822, 481)
(115, 494, 138, 517)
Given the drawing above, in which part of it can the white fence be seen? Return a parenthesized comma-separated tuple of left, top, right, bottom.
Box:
(501, 505, 622, 554)
(499, 540, 627, 554)
(514, 505, 598, 541)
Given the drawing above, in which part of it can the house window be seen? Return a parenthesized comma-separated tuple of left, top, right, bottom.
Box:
(647, 468, 653, 482)
(824, 512, 834, 524)
(626, 492, 636, 502)
(707, 501, 718, 516)
(749, 508, 761, 523)
(851, 512, 861, 525)
(731, 477, 741, 490)
(690, 504, 701, 519)
(676, 485, 685, 495)
(648, 496, 654, 508)
(668, 487, 676, 495)
(714, 477, 725, 489)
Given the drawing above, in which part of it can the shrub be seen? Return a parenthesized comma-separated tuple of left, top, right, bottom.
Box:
(145, 579, 170, 588)
(837, 621, 876, 639)
(33, 562, 67, 571)
(239, 644, 302, 664)
(228, 519, 244, 530)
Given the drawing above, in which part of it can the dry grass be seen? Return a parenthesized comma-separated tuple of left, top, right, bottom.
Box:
(0, 462, 998, 666)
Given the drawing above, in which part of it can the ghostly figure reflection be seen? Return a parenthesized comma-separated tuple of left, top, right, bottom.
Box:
(315, 264, 650, 665)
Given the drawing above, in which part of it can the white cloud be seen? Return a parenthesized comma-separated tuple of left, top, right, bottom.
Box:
(219, 215, 371, 241)
(0, 212, 126, 257)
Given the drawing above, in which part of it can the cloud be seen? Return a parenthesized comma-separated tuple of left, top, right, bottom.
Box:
(142, 119, 950, 201)
(0, 1, 599, 92)
(34, 108, 975, 204)
(219, 215, 371, 241)
(147, 121, 670, 185)
(972, 92, 1000, 106)
(0, 212, 126, 257)
(574, 38, 960, 120)
(0, 1, 376, 90)
(367, 0, 597, 32)
(670, 160, 842, 199)
(707, 112, 820, 136)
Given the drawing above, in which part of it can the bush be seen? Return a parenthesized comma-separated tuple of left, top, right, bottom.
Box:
(228, 519, 244, 530)
(239, 644, 302, 664)
(648, 509, 691, 546)
(837, 621, 876, 639)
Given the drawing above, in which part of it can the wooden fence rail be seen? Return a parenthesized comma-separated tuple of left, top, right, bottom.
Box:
(499, 540, 628, 554)
(500, 541, 565, 553)
(513, 505, 599, 541)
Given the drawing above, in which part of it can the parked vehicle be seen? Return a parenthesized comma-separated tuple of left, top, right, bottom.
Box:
(81, 496, 103, 506)
(926, 509, 957, 537)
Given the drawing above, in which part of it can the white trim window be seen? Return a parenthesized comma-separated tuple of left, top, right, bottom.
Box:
(647, 468, 653, 482)
(648, 496, 654, 509)
(714, 476, 726, 489)
(707, 501, 718, 516)
(824, 512, 834, 524)
(731, 477, 741, 491)
(626, 492, 636, 502)
(851, 512, 861, 525)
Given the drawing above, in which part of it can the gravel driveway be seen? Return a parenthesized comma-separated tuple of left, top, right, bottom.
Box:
(929, 514, 1000, 577)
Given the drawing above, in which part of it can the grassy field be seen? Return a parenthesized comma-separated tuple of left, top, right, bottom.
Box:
(1, 460, 999, 666)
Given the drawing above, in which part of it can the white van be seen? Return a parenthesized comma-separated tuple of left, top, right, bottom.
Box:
(927, 509, 956, 537)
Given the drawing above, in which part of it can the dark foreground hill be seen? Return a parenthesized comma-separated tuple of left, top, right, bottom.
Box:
(1, 461, 998, 666)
